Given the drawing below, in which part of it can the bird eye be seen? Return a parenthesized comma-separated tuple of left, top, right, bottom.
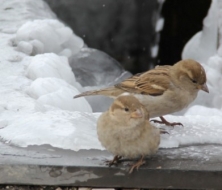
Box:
(124, 108, 129, 112)
(191, 79, 197, 83)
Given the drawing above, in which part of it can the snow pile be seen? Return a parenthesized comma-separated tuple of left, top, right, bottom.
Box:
(15, 19, 84, 56)
(1, 106, 222, 150)
(159, 107, 222, 148)
(10, 6, 131, 112)
(180, 0, 222, 112)
(0, 0, 222, 152)
(24, 52, 92, 112)
(0, 0, 56, 33)
(182, 0, 218, 63)
(27, 77, 91, 112)
(26, 54, 76, 85)
(0, 110, 102, 151)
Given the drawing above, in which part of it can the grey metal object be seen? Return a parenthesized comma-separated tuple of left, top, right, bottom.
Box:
(69, 48, 132, 87)
(1, 142, 222, 188)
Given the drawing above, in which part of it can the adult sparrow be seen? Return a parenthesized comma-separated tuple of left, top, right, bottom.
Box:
(97, 95, 160, 173)
(75, 59, 209, 126)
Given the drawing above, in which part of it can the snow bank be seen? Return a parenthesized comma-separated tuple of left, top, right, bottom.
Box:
(26, 53, 76, 85)
(0, 111, 101, 151)
(1, 108, 222, 150)
(0, 0, 222, 152)
(181, 0, 222, 112)
(15, 19, 84, 56)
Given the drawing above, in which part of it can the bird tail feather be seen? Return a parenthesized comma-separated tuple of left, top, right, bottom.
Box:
(73, 87, 118, 99)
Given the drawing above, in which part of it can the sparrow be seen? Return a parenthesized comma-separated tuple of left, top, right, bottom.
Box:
(74, 59, 209, 126)
(97, 95, 160, 173)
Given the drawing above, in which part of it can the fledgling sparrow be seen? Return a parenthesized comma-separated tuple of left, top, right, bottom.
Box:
(97, 95, 160, 173)
(75, 59, 209, 126)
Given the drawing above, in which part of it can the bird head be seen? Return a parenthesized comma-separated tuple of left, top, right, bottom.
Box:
(172, 59, 209, 93)
(109, 95, 148, 127)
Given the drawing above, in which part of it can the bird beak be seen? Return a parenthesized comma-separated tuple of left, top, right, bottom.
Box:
(131, 109, 143, 118)
(198, 83, 209, 93)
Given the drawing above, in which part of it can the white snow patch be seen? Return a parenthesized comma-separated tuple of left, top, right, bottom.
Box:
(158, 114, 222, 148)
(0, 0, 222, 152)
(27, 77, 83, 98)
(155, 18, 164, 32)
(179, 0, 222, 113)
(15, 19, 84, 56)
(38, 87, 92, 112)
(0, 111, 101, 151)
(26, 53, 76, 86)
(1, 111, 222, 150)
(151, 45, 159, 58)
(27, 77, 91, 112)
(182, 0, 218, 63)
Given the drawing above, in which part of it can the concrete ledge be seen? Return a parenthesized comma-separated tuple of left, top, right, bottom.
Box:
(0, 142, 222, 188)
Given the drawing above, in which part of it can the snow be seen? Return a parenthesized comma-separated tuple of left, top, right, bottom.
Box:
(151, 45, 159, 58)
(0, 0, 222, 153)
(184, 105, 222, 116)
(155, 18, 164, 32)
(27, 77, 83, 98)
(180, 0, 222, 112)
(38, 87, 92, 112)
(0, 0, 56, 33)
(0, 110, 101, 151)
(27, 74, 91, 113)
(26, 53, 76, 86)
(1, 107, 222, 150)
(15, 19, 84, 56)
(182, 0, 218, 63)
(17, 41, 33, 55)
(159, 113, 222, 148)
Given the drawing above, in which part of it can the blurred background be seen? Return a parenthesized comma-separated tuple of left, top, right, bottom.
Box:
(44, 0, 211, 74)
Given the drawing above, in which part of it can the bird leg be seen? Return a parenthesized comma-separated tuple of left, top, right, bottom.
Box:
(160, 128, 169, 134)
(105, 155, 122, 167)
(129, 155, 145, 174)
(151, 116, 183, 127)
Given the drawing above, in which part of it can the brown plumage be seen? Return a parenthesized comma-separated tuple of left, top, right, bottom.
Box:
(75, 59, 209, 126)
(97, 95, 160, 173)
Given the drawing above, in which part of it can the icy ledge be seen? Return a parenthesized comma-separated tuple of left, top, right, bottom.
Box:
(0, 0, 222, 151)
(0, 106, 222, 151)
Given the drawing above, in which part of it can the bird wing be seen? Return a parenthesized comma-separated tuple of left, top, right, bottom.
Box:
(115, 65, 172, 96)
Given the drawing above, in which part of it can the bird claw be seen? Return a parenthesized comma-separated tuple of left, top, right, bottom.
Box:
(129, 156, 145, 174)
(104, 160, 117, 167)
(104, 155, 122, 167)
(150, 116, 183, 127)
(160, 128, 169, 135)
